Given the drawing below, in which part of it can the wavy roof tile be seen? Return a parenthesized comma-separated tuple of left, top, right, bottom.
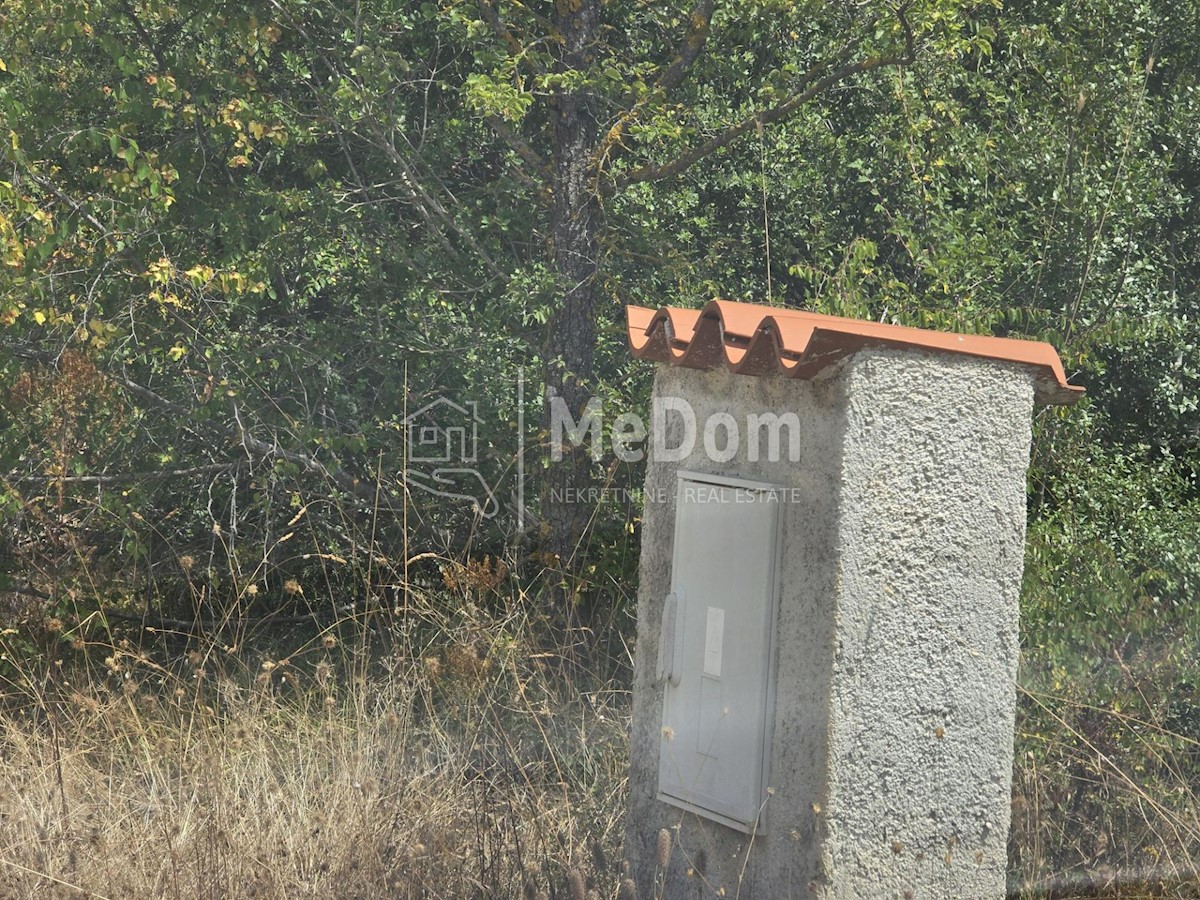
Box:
(626, 300, 1083, 405)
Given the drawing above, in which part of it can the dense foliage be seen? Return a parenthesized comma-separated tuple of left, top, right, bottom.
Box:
(0, 0, 969, 610)
(1, 0, 1198, 670)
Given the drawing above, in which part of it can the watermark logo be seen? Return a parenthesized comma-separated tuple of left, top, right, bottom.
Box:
(402, 396, 500, 518)
(548, 392, 802, 466)
(402, 371, 802, 521)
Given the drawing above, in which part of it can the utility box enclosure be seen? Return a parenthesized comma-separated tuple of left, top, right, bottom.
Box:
(658, 473, 782, 831)
(624, 300, 1082, 900)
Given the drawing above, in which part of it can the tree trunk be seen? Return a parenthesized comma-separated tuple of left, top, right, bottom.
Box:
(543, 0, 602, 595)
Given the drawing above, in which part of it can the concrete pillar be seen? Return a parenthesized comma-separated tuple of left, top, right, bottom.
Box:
(625, 347, 1037, 899)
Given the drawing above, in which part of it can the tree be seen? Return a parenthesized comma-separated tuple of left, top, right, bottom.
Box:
(408, 0, 978, 581)
(0, 1, 983, 613)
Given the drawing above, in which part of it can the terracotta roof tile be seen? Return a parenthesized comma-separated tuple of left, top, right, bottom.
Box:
(626, 300, 1083, 405)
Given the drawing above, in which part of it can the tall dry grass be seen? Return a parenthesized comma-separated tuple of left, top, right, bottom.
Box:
(1009, 646, 1200, 899)
(3, 562, 1200, 897)
(0, 585, 632, 900)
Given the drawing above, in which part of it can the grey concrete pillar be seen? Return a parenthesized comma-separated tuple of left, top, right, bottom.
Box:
(625, 348, 1038, 899)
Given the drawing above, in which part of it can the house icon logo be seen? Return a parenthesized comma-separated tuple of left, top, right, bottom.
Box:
(402, 396, 499, 518)
(405, 397, 482, 464)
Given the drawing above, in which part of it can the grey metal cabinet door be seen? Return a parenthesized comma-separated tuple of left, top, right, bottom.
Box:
(658, 473, 782, 832)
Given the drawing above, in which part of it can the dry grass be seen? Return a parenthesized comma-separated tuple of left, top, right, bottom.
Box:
(1009, 649, 1200, 899)
(0, 599, 631, 900)
(3, 572, 1200, 898)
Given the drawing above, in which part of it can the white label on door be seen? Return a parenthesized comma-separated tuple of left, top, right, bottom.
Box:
(704, 607, 725, 677)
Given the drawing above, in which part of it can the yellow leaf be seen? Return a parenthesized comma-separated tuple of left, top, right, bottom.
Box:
(168, 346, 187, 361)
(32, 309, 46, 324)
(184, 263, 214, 284)
(0, 58, 7, 72)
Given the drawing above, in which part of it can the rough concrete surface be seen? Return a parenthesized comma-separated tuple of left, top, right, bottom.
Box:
(626, 348, 1036, 899)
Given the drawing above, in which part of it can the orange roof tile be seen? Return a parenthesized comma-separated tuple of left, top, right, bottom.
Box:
(626, 300, 1083, 405)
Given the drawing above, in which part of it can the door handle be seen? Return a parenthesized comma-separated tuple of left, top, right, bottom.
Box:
(656, 590, 684, 687)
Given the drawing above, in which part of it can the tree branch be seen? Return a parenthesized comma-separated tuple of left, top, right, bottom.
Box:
(103, 607, 330, 631)
(116, 0, 167, 71)
(476, 0, 556, 185)
(362, 124, 512, 284)
(654, 0, 717, 95)
(477, 0, 524, 57)
(11, 344, 396, 512)
(332, 114, 473, 270)
(267, 0, 513, 284)
(485, 114, 550, 182)
(613, 9, 915, 190)
(8, 584, 50, 601)
(26, 173, 115, 244)
(8, 464, 236, 486)
(505, 0, 556, 38)
(594, 0, 715, 171)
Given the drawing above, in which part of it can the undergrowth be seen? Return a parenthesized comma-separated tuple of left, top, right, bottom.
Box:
(0, 558, 1198, 897)
(0, 572, 634, 900)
